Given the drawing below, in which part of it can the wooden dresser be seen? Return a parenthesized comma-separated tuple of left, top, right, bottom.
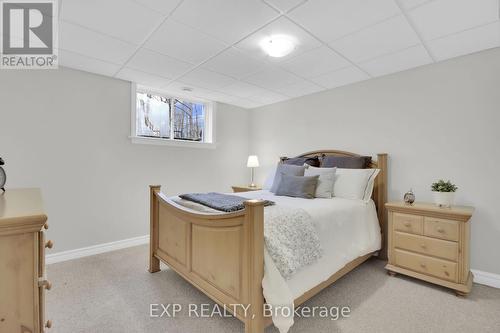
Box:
(0, 189, 53, 333)
(385, 202, 474, 296)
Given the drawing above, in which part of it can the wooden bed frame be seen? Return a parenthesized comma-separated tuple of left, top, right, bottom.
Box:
(148, 151, 388, 333)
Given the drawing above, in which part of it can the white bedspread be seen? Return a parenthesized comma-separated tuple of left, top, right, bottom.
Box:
(172, 190, 381, 333)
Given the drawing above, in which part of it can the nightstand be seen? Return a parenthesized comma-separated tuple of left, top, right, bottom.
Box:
(231, 185, 262, 193)
(385, 202, 474, 296)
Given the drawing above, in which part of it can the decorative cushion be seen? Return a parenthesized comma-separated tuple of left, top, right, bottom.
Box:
(275, 174, 319, 199)
(333, 168, 380, 202)
(270, 164, 306, 193)
(281, 156, 320, 167)
(321, 155, 372, 169)
(304, 165, 336, 198)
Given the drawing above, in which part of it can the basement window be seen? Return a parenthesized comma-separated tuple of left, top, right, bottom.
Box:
(130, 85, 215, 148)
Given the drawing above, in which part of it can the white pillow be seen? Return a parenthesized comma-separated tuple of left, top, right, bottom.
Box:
(304, 165, 336, 198)
(333, 168, 380, 202)
(263, 166, 277, 190)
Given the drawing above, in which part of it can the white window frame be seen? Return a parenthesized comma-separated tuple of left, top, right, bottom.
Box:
(130, 84, 216, 149)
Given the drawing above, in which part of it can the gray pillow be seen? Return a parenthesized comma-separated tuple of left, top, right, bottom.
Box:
(275, 174, 319, 199)
(270, 164, 306, 193)
(281, 156, 320, 167)
(321, 156, 372, 169)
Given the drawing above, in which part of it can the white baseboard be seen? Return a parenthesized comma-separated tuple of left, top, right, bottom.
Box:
(472, 269, 500, 289)
(46, 235, 149, 265)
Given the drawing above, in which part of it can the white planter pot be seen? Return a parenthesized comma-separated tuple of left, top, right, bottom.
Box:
(432, 191, 455, 208)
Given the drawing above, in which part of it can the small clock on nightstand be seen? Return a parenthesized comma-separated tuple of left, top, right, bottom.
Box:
(231, 185, 262, 193)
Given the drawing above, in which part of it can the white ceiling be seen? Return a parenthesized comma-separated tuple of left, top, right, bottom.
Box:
(35, 1, 500, 107)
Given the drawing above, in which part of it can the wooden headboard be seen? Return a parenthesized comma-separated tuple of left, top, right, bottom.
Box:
(286, 150, 388, 259)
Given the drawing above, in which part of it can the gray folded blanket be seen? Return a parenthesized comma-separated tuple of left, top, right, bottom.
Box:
(179, 192, 274, 212)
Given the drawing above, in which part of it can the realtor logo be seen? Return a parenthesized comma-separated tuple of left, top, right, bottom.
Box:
(1, 0, 58, 69)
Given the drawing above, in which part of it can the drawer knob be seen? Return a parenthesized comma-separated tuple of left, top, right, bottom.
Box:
(420, 244, 427, 249)
(46, 320, 52, 328)
(420, 263, 427, 268)
(437, 227, 445, 233)
(404, 222, 411, 227)
(43, 222, 49, 230)
(46, 280, 52, 290)
(45, 240, 54, 249)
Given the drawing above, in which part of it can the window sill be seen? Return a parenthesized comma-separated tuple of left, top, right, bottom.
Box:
(129, 136, 216, 149)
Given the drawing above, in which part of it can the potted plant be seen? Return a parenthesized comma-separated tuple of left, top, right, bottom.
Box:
(431, 180, 458, 208)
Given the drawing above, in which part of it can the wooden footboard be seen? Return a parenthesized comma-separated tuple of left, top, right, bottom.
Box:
(149, 185, 265, 333)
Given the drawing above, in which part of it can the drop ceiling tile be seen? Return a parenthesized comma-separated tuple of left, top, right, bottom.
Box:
(309, 66, 369, 89)
(59, 22, 137, 65)
(132, 0, 182, 15)
(144, 19, 228, 65)
(157, 81, 238, 105)
(247, 90, 288, 105)
(279, 46, 351, 78)
(359, 45, 433, 77)
(115, 67, 172, 87)
(241, 100, 263, 108)
(59, 49, 122, 77)
(126, 48, 193, 79)
(61, 0, 164, 44)
(397, 0, 433, 10)
(235, 16, 321, 62)
(288, 0, 401, 43)
(428, 21, 500, 61)
(178, 68, 239, 90)
(242, 66, 302, 90)
(227, 98, 262, 109)
(170, 0, 278, 44)
(190, 89, 236, 103)
(272, 80, 324, 98)
(409, 0, 499, 41)
(201, 48, 266, 79)
(234, 99, 262, 109)
(161, 81, 213, 97)
(208, 94, 239, 105)
(330, 15, 421, 63)
(264, 0, 307, 13)
(220, 81, 270, 98)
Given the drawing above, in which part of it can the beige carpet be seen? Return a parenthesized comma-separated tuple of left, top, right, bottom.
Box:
(46, 245, 500, 333)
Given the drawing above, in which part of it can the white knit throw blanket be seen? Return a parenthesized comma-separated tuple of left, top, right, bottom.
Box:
(264, 205, 323, 280)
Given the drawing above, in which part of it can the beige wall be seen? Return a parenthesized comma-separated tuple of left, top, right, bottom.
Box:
(0, 67, 251, 252)
(250, 47, 500, 275)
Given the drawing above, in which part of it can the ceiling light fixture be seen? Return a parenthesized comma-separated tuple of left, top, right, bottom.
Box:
(259, 35, 296, 58)
(181, 87, 193, 92)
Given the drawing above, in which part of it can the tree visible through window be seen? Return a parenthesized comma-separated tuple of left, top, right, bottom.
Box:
(174, 99, 204, 141)
(136, 92, 206, 142)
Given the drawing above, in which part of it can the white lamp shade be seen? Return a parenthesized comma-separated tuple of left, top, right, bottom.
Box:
(247, 155, 259, 168)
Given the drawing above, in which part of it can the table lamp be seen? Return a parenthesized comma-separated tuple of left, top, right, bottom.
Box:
(247, 155, 259, 188)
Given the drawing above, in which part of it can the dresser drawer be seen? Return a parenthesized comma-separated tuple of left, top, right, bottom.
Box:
(394, 249, 457, 282)
(424, 217, 459, 241)
(393, 213, 423, 235)
(394, 232, 458, 261)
